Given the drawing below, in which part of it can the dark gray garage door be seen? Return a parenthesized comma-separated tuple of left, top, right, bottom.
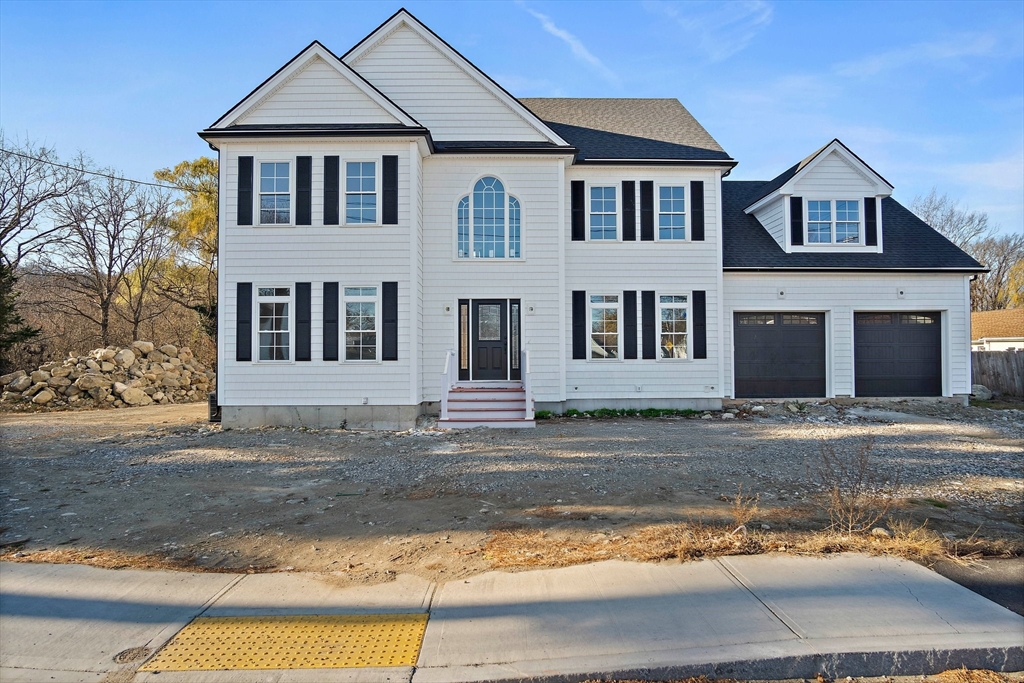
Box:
(734, 312, 826, 398)
(855, 312, 941, 397)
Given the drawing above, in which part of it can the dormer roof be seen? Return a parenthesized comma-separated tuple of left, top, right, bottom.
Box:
(743, 139, 894, 214)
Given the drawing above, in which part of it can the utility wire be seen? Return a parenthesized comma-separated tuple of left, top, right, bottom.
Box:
(1, 148, 188, 191)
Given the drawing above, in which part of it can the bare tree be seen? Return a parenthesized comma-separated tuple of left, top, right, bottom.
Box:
(45, 174, 171, 346)
(0, 133, 86, 267)
(116, 210, 173, 340)
(969, 233, 1024, 311)
(911, 188, 991, 250)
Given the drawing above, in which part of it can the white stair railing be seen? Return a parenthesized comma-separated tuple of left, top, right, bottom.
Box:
(521, 348, 534, 420)
(440, 349, 456, 420)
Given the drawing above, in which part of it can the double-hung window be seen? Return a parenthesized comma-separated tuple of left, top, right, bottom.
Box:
(659, 295, 688, 359)
(590, 186, 617, 240)
(259, 163, 290, 224)
(456, 176, 522, 259)
(344, 286, 378, 361)
(257, 287, 291, 361)
(658, 186, 686, 240)
(589, 294, 620, 359)
(807, 199, 860, 244)
(346, 162, 377, 224)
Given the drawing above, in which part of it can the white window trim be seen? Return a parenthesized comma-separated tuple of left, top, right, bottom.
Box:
(804, 198, 863, 246)
(344, 158, 381, 227)
(451, 176, 524, 260)
(655, 184, 689, 242)
(656, 293, 692, 361)
(254, 286, 294, 363)
(587, 183, 620, 242)
(256, 160, 293, 227)
(587, 293, 622, 361)
(343, 285, 381, 363)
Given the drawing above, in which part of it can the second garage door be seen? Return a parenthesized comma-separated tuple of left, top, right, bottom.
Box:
(734, 312, 826, 398)
(855, 312, 942, 397)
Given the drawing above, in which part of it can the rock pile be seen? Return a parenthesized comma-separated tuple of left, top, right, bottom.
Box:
(0, 341, 215, 409)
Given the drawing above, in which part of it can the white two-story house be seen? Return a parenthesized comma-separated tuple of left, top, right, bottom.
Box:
(202, 9, 984, 429)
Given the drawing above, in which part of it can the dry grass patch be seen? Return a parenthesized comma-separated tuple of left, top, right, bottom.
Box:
(485, 520, 1020, 570)
(0, 547, 273, 573)
(935, 668, 1013, 683)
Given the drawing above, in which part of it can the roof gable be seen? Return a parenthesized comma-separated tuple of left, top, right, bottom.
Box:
(744, 139, 894, 213)
(344, 9, 567, 144)
(210, 41, 420, 129)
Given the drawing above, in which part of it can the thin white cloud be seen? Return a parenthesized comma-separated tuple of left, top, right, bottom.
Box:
(522, 7, 620, 85)
(644, 0, 773, 63)
(835, 33, 999, 78)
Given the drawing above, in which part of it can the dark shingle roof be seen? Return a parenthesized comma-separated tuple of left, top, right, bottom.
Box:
(519, 98, 733, 162)
(723, 180, 985, 271)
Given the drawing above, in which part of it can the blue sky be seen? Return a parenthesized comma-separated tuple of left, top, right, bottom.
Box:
(2, 0, 1022, 235)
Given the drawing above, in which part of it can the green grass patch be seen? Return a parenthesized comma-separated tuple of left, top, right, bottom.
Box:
(924, 498, 949, 509)
(534, 410, 554, 419)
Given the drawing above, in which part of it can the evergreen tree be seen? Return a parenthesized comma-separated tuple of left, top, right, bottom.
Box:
(0, 263, 39, 373)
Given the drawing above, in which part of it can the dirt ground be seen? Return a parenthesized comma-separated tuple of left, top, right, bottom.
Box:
(1, 400, 1021, 588)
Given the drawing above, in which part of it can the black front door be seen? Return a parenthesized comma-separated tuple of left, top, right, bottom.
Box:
(472, 300, 507, 380)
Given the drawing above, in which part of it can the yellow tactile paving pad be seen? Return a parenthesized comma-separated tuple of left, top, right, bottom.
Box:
(139, 613, 428, 671)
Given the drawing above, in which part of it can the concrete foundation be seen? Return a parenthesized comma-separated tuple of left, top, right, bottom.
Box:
(538, 397, 723, 414)
(222, 404, 422, 430)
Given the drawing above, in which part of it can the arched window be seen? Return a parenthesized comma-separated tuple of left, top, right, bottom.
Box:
(457, 176, 521, 259)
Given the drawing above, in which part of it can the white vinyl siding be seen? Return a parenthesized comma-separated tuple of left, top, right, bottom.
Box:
(566, 166, 721, 402)
(236, 56, 402, 126)
(348, 25, 548, 142)
(220, 142, 414, 406)
(752, 195, 786, 250)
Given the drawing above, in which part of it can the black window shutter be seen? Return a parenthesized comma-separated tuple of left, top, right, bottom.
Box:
(296, 157, 312, 226)
(382, 281, 398, 361)
(572, 291, 586, 359)
(690, 181, 705, 241)
(295, 282, 311, 361)
(236, 282, 252, 361)
(622, 181, 636, 241)
(623, 290, 637, 359)
(324, 156, 339, 226)
(790, 196, 804, 246)
(323, 282, 339, 361)
(865, 197, 878, 246)
(382, 155, 398, 225)
(571, 181, 585, 241)
(641, 291, 656, 359)
(692, 290, 707, 359)
(640, 181, 654, 241)
(237, 157, 253, 226)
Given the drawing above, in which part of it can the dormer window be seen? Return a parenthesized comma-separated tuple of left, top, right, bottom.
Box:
(456, 176, 521, 259)
(807, 199, 860, 244)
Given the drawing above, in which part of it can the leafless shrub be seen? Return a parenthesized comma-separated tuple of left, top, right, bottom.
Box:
(813, 436, 902, 534)
(730, 484, 760, 529)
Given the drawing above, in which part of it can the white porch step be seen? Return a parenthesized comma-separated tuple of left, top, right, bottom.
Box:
(437, 418, 536, 429)
(441, 384, 534, 429)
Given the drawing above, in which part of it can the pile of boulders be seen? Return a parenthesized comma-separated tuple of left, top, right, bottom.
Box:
(0, 341, 215, 409)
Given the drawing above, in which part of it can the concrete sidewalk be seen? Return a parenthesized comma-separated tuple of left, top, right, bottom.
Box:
(1, 554, 1021, 683)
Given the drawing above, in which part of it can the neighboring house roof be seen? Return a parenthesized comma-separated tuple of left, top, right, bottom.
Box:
(722, 180, 986, 271)
(971, 309, 1024, 341)
(519, 98, 735, 164)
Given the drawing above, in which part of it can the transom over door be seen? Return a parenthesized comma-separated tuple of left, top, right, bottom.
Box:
(472, 300, 507, 380)
(734, 312, 826, 399)
(855, 312, 941, 397)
